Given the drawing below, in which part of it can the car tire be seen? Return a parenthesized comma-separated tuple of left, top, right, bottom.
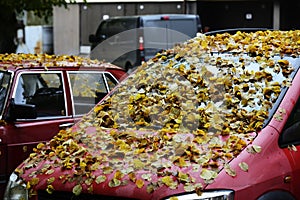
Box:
(257, 190, 295, 200)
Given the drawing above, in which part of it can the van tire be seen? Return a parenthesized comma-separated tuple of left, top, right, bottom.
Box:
(257, 191, 295, 200)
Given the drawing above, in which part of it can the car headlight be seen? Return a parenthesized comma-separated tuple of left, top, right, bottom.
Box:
(165, 190, 234, 200)
(4, 172, 28, 200)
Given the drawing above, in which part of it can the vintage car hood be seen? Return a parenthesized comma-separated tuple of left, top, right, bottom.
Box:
(15, 30, 299, 199)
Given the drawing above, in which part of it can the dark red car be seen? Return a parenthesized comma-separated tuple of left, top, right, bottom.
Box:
(4, 30, 300, 200)
(0, 53, 127, 198)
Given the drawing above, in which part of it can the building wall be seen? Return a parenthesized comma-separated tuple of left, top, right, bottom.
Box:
(280, 1, 300, 30)
(198, 1, 274, 32)
(53, 5, 80, 55)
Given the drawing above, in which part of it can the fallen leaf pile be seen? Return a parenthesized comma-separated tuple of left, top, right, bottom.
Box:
(16, 30, 300, 197)
(0, 53, 118, 69)
(0, 53, 120, 99)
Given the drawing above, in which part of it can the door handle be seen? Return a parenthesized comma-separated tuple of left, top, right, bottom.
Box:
(59, 123, 74, 129)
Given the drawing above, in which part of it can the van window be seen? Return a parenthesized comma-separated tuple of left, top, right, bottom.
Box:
(14, 72, 65, 117)
(96, 18, 137, 39)
(68, 72, 117, 115)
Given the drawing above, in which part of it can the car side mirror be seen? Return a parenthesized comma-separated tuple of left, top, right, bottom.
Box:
(8, 101, 37, 120)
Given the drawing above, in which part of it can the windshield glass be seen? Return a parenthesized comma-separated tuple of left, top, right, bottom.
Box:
(89, 53, 297, 132)
(0, 71, 11, 114)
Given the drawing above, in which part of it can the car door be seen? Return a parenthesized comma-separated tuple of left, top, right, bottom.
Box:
(279, 94, 300, 199)
(5, 70, 75, 175)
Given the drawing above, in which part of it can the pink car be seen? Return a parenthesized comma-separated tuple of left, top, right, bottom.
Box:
(4, 30, 300, 200)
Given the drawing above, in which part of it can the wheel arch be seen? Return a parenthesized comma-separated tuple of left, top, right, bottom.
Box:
(257, 190, 295, 200)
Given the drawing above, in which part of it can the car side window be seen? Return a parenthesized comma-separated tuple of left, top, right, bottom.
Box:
(104, 73, 118, 91)
(14, 72, 65, 117)
(68, 72, 113, 115)
(279, 97, 300, 147)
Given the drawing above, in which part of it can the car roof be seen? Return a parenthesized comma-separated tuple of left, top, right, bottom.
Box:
(0, 53, 123, 72)
(204, 27, 272, 35)
(105, 14, 199, 21)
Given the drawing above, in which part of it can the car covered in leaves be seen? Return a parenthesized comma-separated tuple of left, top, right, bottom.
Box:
(0, 53, 127, 198)
(4, 30, 300, 200)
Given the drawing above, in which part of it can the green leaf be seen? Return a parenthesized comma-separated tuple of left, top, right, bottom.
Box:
(72, 184, 82, 196)
(95, 175, 106, 184)
(252, 145, 262, 153)
(224, 163, 236, 177)
(247, 145, 262, 154)
(239, 162, 249, 172)
(200, 169, 217, 180)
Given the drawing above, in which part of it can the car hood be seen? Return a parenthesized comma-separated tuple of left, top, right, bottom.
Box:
(15, 30, 299, 199)
(17, 126, 255, 199)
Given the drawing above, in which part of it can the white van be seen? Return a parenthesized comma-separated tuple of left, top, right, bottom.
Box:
(89, 14, 202, 71)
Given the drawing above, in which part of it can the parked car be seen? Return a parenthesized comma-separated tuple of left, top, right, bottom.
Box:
(89, 14, 201, 71)
(204, 27, 271, 35)
(0, 53, 127, 198)
(5, 30, 300, 200)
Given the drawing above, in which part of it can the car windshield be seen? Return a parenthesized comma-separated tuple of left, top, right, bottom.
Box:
(75, 30, 298, 166)
(89, 50, 297, 133)
(0, 71, 11, 115)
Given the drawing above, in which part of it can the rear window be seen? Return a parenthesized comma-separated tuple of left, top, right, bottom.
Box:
(143, 17, 198, 38)
(96, 18, 138, 38)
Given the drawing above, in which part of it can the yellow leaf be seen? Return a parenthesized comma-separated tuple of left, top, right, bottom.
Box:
(29, 177, 40, 186)
(136, 179, 144, 188)
(178, 157, 188, 167)
(46, 185, 55, 194)
(90, 162, 100, 171)
(128, 173, 136, 182)
(102, 166, 113, 174)
(178, 171, 190, 183)
(47, 177, 55, 185)
(114, 170, 124, 180)
(133, 159, 145, 169)
(278, 59, 289, 66)
(36, 143, 45, 149)
(161, 176, 175, 187)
